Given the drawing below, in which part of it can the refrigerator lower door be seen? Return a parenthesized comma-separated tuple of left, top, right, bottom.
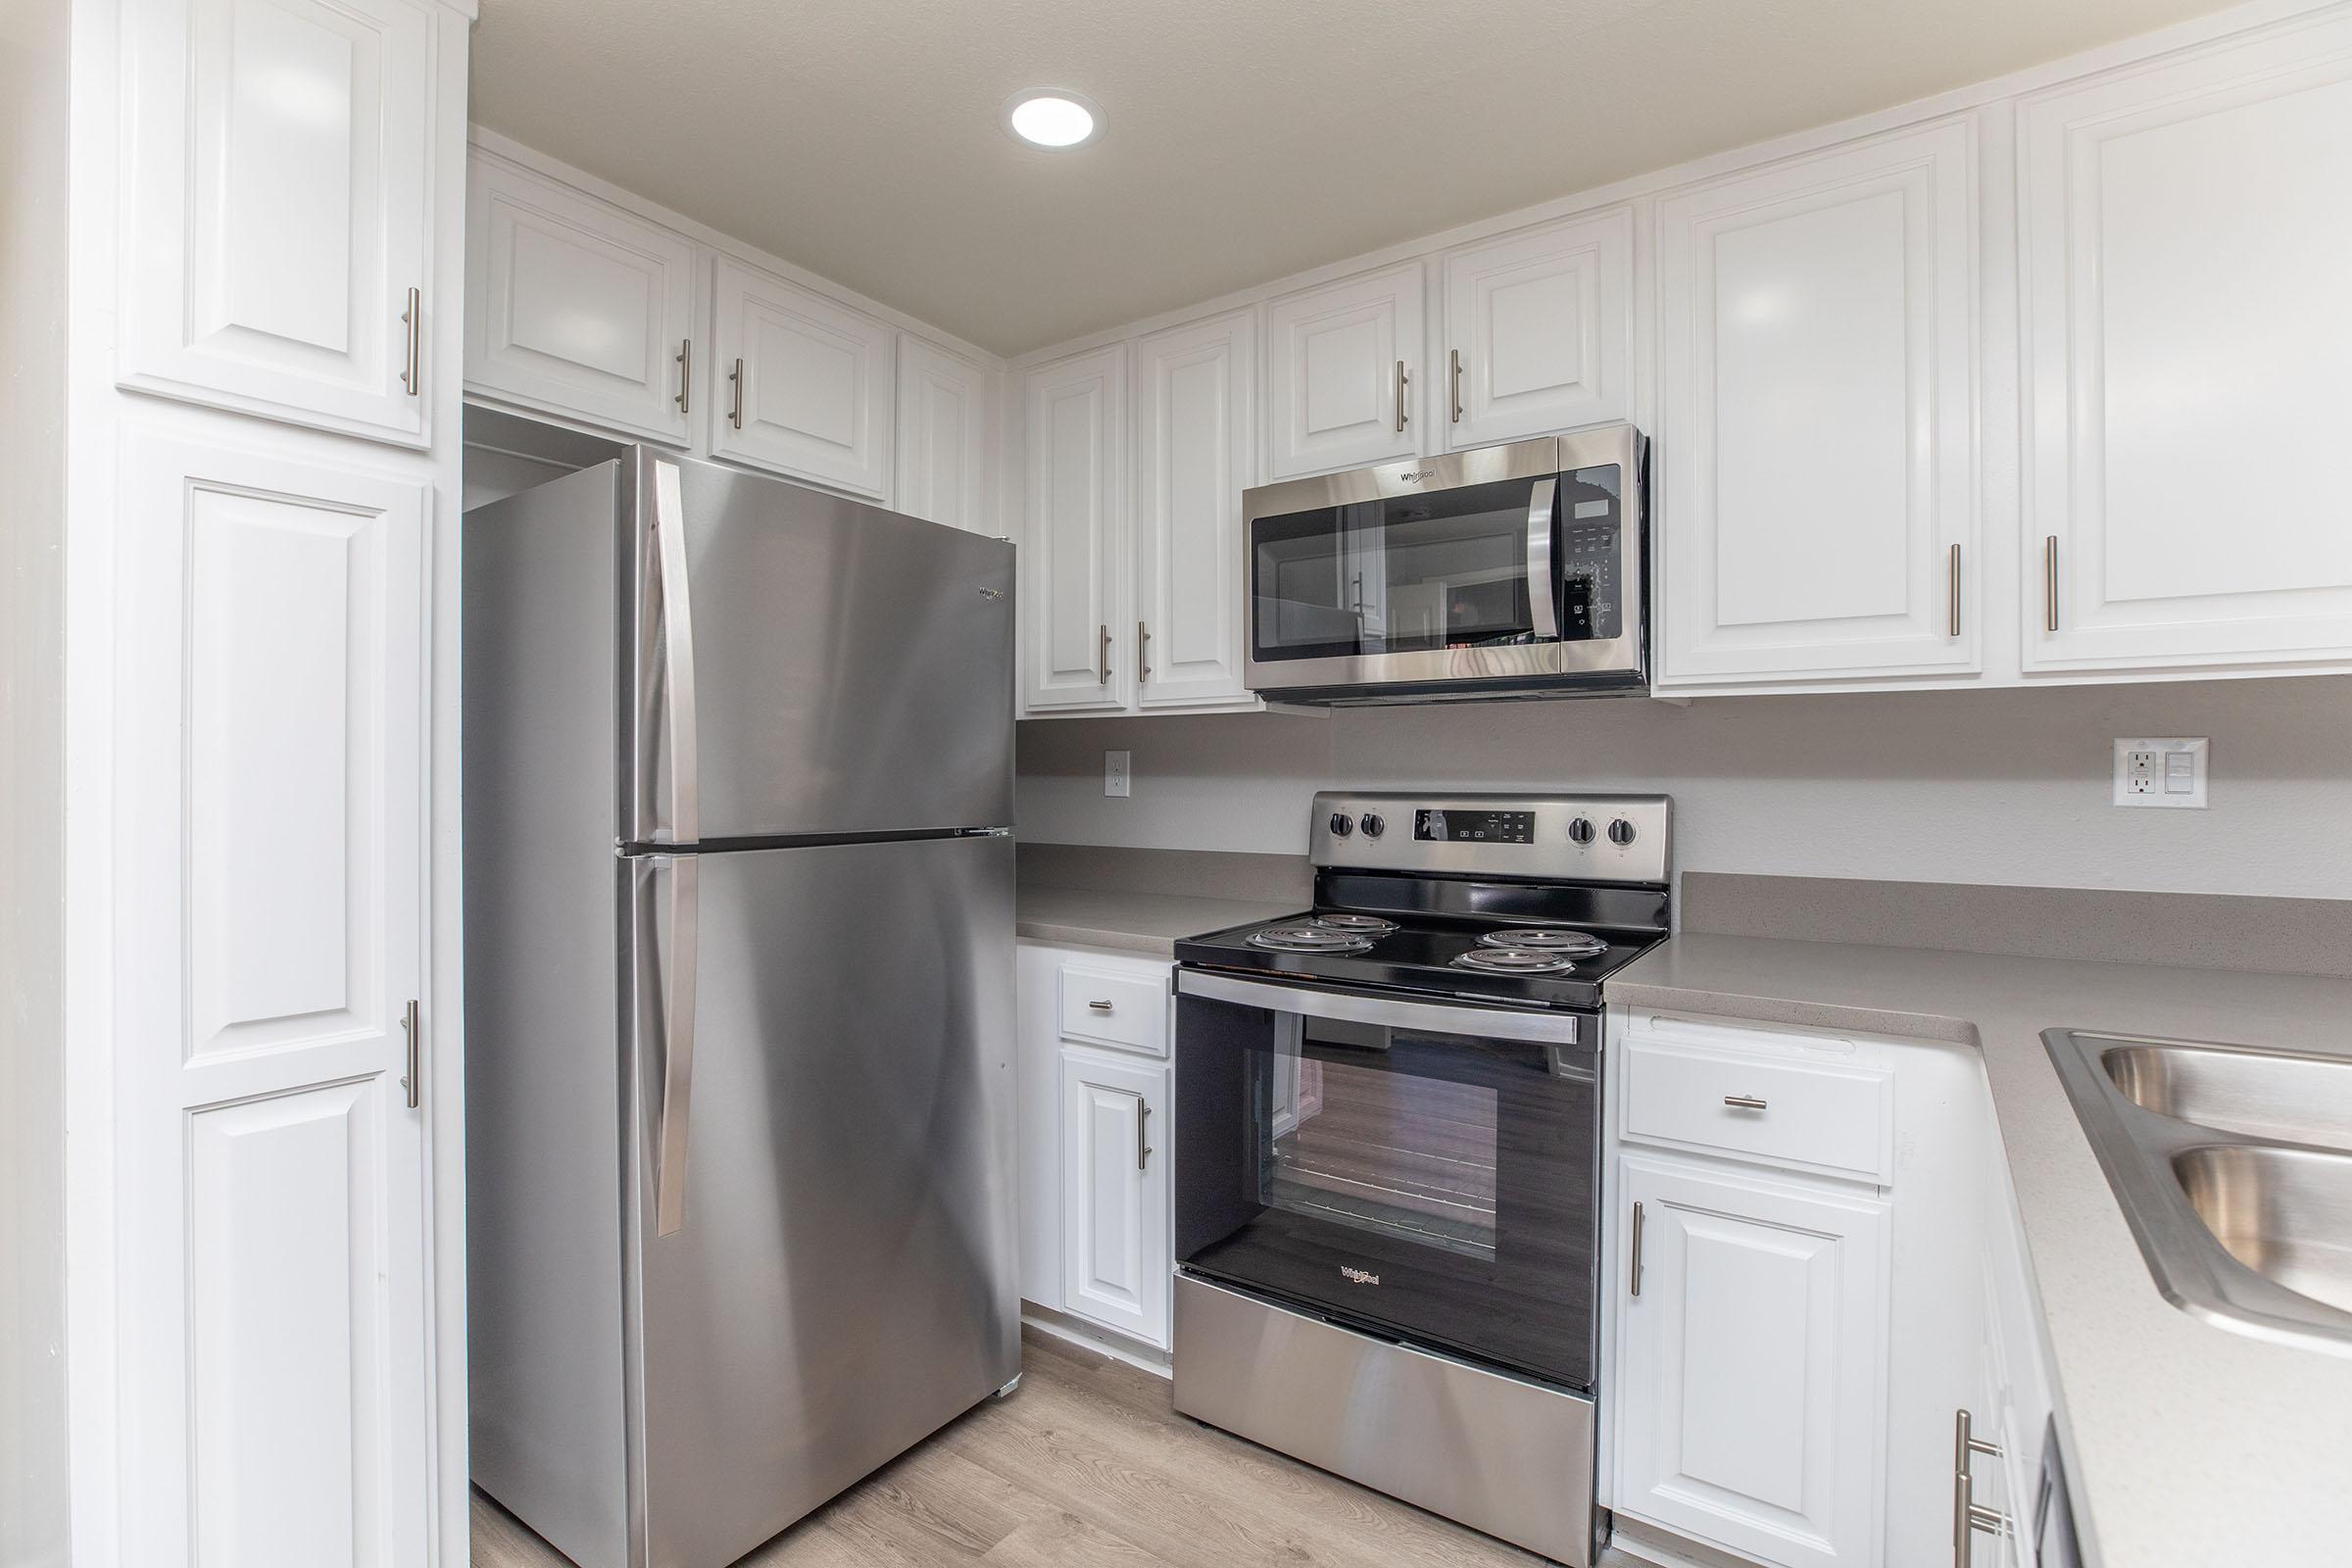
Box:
(624, 833, 1018, 1568)
(627, 450, 1016, 846)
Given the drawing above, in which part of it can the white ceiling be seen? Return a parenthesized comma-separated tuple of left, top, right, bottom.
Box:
(470, 0, 2222, 358)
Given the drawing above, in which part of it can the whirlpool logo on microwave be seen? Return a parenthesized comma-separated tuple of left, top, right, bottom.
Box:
(1340, 1265, 1380, 1286)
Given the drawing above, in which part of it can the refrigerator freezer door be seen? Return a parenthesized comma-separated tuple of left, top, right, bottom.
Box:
(624, 834, 1019, 1568)
(628, 452, 1015, 845)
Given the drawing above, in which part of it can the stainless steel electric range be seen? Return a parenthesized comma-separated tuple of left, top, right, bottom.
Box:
(1170, 791, 1671, 1567)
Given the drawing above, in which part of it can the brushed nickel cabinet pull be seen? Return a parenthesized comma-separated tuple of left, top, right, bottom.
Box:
(1724, 1094, 1768, 1110)
(399, 287, 421, 396)
(1138, 620, 1151, 683)
(2043, 535, 2059, 632)
(1098, 623, 1112, 685)
(1952, 1408, 2009, 1567)
(400, 999, 421, 1109)
(1948, 542, 1962, 637)
(675, 339, 691, 414)
(1629, 1200, 1645, 1297)
(1088, 1000, 1114, 1012)
(1449, 348, 1463, 423)
(728, 358, 745, 430)
(1394, 359, 1410, 433)
(1137, 1101, 1153, 1171)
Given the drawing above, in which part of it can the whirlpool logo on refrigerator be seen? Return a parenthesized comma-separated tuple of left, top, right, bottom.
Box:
(1340, 1265, 1380, 1286)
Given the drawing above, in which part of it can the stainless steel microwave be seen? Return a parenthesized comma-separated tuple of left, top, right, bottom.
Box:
(1242, 427, 1647, 704)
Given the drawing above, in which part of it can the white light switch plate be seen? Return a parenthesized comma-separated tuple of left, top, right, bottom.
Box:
(2113, 737, 2207, 808)
(1103, 750, 1131, 799)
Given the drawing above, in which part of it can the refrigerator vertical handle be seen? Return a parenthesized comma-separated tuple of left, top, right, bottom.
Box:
(654, 856, 700, 1236)
(1525, 476, 1559, 641)
(647, 457, 701, 845)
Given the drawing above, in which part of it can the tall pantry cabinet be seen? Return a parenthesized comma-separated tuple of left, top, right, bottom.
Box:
(68, 1, 475, 1564)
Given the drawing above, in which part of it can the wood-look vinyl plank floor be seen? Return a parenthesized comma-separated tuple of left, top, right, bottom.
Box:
(471, 1326, 1560, 1568)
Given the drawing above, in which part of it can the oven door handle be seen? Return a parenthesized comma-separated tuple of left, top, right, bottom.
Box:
(1525, 476, 1559, 642)
(1178, 968, 1582, 1046)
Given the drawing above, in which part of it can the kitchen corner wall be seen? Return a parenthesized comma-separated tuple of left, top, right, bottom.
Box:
(1015, 677, 2352, 901)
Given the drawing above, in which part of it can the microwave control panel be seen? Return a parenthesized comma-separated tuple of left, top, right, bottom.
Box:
(1558, 472, 1623, 641)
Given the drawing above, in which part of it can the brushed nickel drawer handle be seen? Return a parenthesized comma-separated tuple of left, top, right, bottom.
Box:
(1629, 1200, 1645, 1298)
(1948, 541, 1961, 637)
(400, 998, 421, 1109)
(675, 338, 692, 414)
(1724, 1094, 1768, 1110)
(1088, 1000, 1114, 1012)
(1138, 1102, 1152, 1172)
(728, 357, 745, 429)
(399, 287, 421, 396)
(1449, 348, 1463, 423)
(1953, 1408, 2009, 1567)
(1098, 623, 1112, 685)
(1394, 359, 1409, 433)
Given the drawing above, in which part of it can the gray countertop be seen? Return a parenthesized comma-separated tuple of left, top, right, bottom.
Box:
(1014, 884, 1296, 957)
(1611, 935, 2352, 1568)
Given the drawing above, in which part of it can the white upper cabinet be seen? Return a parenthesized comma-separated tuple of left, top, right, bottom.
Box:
(1135, 311, 1256, 709)
(1264, 263, 1424, 480)
(465, 152, 699, 446)
(1656, 121, 1980, 688)
(1439, 208, 1632, 450)
(121, 0, 435, 446)
(1022, 345, 1131, 713)
(895, 335, 996, 534)
(2020, 13, 2352, 674)
(1616, 1155, 1890, 1568)
(710, 257, 895, 498)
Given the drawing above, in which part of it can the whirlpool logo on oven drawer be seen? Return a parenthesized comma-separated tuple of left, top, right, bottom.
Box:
(1340, 1265, 1380, 1286)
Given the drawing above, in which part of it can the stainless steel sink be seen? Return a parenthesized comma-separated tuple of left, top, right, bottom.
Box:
(2045, 1030, 2352, 1355)
(2102, 1042, 2352, 1153)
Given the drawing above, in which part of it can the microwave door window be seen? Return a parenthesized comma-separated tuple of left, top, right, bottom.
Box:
(1251, 477, 1544, 664)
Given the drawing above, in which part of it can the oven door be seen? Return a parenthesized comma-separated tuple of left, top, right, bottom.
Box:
(1242, 427, 1642, 697)
(1173, 969, 1600, 1389)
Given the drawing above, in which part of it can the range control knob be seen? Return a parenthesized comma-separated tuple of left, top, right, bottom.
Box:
(1608, 818, 1639, 847)
(1358, 812, 1386, 839)
(1328, 811, 1354, 838)
(1566, 816, 1596, 846)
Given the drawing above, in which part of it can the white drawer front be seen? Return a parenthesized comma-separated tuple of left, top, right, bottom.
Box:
(1057, 962, 1168, 1056)
(1623, 1033, 1893, 1182)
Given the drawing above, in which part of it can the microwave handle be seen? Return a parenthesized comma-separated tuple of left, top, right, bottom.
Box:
(1526, 477, 1559, 641)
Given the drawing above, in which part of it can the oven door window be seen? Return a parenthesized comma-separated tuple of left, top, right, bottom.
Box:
(1175, 994, 1600, 1389)
(1250, 477, 1551, 664)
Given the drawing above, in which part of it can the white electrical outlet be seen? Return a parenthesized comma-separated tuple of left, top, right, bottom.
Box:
(1103, 750, 1131, 799)
(2113, 737, 2207, 808)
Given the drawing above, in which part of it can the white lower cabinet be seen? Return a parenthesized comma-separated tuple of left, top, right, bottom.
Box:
(1016, 940, 1177, 1349)
(115, 421, 435, 1567)
(1059, 1050, 1172, 1347)
(1616, 1154, 1889, 1568)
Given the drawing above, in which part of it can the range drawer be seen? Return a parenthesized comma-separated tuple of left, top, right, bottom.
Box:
(1056, 960, 1169, 1056)
(1622, 1024, 1894, 1183)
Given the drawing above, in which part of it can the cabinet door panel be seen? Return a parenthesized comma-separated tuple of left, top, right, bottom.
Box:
(115, 425, 430, 1568)
(1023, 345, 1129, 712)
(1617, 1156, 1887, 1568)
(1060, 1052, 1170, 1347)
(711, 259, 894, 497)
(1265, 265, 1423, 479)
(466, 153, 698, 444)
(1442, 209, 1631, 449)
(2021, 14, 2352, 671)
(896, 336, 995, 534)
(1657, 122, 1978, 685)
(122, 0, 433, 445)
(1136, 311, 1255, 708)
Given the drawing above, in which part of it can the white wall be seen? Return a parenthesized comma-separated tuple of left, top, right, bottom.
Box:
(0, 0, 72, 1561)
(1015, 677, 2352, 900)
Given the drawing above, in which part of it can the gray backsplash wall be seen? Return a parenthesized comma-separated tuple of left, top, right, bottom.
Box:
(1015, 676, 2352, 900)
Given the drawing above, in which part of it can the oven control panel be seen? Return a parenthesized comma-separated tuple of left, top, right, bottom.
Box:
(1314, 791, 1671, 884)
(1414, 808, 1534, 845)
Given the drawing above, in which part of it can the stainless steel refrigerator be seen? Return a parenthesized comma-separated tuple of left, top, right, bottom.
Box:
(462, 447, 1019, 1568)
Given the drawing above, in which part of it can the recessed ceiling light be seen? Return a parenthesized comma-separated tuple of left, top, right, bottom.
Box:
(1003, 90, 1102, 151)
